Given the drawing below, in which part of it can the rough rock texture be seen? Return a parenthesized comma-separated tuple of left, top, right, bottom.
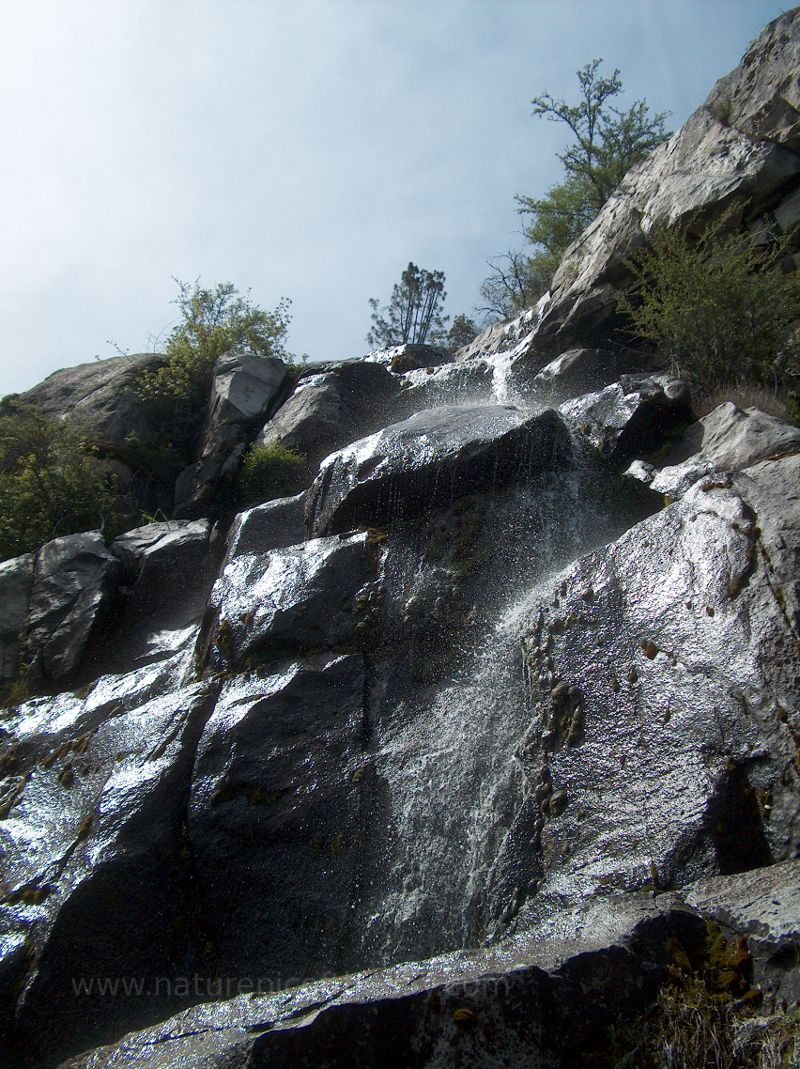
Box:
(2, 14, 800, 1068)
(536, 8, 800, 348)
(306, 404, 573, 537)
(0, 553, 35, 685)
(0, 672, 220, 1067)
(626, 401, 800, 496)
(174, 351, 289, 517)
(454, 307, 541, 364)
(222, 491, 307, 559)
(93, 519, 218, 674)
(514, 452, 800, 923)
(188, 654, 370, 983)
(59, 865, 800, 1069)
(559, 374, 692, 460)
(705, 11, 800, 151)
(201, 531, 380, 673)
(23, 533, 119, 683)
(8, 353, 165, 450)
(398, 359, 496, 409)
(257, 361, 399, 473)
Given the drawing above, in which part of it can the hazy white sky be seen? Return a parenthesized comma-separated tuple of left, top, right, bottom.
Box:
(0, 0, 789, 394)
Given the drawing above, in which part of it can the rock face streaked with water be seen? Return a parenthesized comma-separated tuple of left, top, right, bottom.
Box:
(2, 11, 800, 1068)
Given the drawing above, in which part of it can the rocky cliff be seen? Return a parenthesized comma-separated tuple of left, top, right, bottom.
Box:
(2, 11, 800, 1069)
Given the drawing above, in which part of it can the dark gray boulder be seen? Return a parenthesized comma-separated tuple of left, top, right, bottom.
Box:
(398, 359, 496, 409)
(0, 553, 35, 685)
(174, 351, 289, 517)
(533, 347, 653, 401)
(306, 404, 574, 538)
(204, 352, 290, 453)
(536, 8, 800, 349)
(512, 452, 800, 924)
(111, 517, 211, 576)
(201, 530, 381, 673)
(626, 401, 800, 497)
(22, 533, 119, 683)
(223, 491, 307, 559)
(256, 361, 399, 474)
(559, 374, 692, 460)
(85, 519, 219, 674)
(8, 353, 165, 451)
(188, 654, 368, 984)
(0, 673, 219, 1068)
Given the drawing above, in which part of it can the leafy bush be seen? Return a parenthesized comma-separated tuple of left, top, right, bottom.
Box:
(138, 279, 292, 407)
(0, 402, 119, 560)
(619, 213, 800, 395)
(237, 442, 306, 506)
(131, 280, 295, 511)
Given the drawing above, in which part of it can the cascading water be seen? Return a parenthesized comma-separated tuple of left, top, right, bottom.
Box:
(349, 425, 648, 966)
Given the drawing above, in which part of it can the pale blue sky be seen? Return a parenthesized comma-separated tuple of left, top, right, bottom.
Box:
(0, 0, 791, 394)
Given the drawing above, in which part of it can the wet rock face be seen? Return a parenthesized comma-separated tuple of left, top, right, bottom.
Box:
(257, 361, 400, 474)
(3, 14, 800, 1066)
(398, 359, 496, 409)
(305, 404, 574, 537)
(92, 519, 218, 674)
(9, 353, 165, 451)
(454, 307, 540, 364)
(536, 8, 800, 349)
(533, 347, 652, 401)
(52, 890, 732, 1069)
(365, 342, 453, 372)
(202, 531, 381, 673)
(0, 672, 220, 1067)
(188, 654, 368, 983)
(682, 860, 800, 1005)
(23, 533, 119, 683)
(559, 374, 692, 461)
(514, 453, 800, 918)
(222, 491, 307, 559)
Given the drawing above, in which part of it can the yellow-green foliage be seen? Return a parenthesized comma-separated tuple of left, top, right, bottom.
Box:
(238, 442, 306, 506)
(619, 212, 800, 395)
(614, 975, 799, 1068)
(0, 402, 119, 560)
(607, 926, 799, 1068)
(138, 279, 292, 407)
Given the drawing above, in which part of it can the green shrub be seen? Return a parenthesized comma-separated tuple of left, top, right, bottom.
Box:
(130, 280, 297, 512)
(0, 402, 120, 560)
(619, 213, 800, 395)
(237, 442, 307, 506)
(138, 279, 292, 408)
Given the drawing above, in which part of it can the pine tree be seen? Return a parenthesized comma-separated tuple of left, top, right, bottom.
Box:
(367, 263, 449, 348)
